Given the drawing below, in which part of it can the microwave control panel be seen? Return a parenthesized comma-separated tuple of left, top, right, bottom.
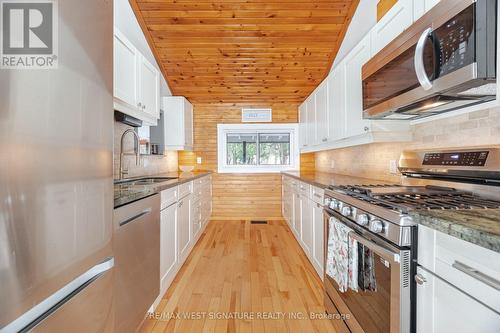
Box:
(423, 151, 489, 166)
(435, 4, 475, 77)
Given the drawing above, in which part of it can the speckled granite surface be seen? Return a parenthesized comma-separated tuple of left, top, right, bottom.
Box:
(282, 171, 390, 189)
(114, 171, 211, 208)
(410, 209, 500, 253)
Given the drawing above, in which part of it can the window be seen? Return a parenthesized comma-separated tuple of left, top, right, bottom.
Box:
(218, 124, 299, 173)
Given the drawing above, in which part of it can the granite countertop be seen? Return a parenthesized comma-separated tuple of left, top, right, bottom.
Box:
(114, 171, 212, 209)
(410, 209, 500, 253)
(281, 171, 391, 189)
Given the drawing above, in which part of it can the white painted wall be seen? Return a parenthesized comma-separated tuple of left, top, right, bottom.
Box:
(114, 0, 171, 96)
(332, 0, 377, 69)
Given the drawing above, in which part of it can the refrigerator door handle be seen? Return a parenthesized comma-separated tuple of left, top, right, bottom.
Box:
(0, 257, 114, 333)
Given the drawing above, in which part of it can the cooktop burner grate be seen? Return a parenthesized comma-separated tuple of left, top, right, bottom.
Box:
(329, 184, 500, 213)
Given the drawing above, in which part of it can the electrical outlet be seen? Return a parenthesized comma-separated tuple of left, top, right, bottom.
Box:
(389, 160, 398, 174)
(196, 157, 202, 164)
(330, 160, 335, 169)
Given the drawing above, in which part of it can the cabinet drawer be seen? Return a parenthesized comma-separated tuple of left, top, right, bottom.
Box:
(178, 181, 193, 199)
(160, 186, 178, 210)
(298, 182, 310, 198)
(311, 186, 324, 204)
(193, 175, 211, 189)
(418, 225, 500, 312)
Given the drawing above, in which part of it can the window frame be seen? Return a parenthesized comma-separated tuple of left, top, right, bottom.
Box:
(217, 123, 300, 173)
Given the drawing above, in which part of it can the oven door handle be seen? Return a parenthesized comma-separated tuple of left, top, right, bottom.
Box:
(415, 27, 434, 91)
(349, 232, 400, 263)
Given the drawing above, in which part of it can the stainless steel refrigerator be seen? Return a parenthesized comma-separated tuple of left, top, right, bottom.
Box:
(0, 0, 114, 332)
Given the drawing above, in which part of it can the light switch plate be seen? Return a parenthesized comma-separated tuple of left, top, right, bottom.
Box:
(330, 160, 335, 169)
(389, 160, 398, 174)
(196, 157, 202, 164)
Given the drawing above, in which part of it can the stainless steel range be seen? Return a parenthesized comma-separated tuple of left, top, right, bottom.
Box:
(323, 148, 500, 333)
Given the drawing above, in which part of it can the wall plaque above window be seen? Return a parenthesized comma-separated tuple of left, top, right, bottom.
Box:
(241, 108, 272, 123)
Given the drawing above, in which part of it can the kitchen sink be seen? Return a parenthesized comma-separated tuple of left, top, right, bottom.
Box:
(114, 177, 178, 186)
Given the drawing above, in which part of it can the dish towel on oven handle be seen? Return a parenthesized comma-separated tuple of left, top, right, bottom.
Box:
(326, 216, 359, 292)
(358, 244, 378, 292)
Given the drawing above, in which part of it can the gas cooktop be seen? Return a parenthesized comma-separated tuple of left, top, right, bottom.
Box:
(329, 184, 500, 214)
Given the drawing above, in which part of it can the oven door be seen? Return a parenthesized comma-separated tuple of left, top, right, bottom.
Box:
(324, 209, 412, 333)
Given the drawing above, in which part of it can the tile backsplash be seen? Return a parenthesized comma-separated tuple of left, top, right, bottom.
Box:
(114, 122, 178, 179)
(316, 107, 500, 182)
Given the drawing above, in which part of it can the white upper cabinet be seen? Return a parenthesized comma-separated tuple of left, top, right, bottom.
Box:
(139, 57, 160, 121)
(114, 29, 138, 109)
(158, 96, 194, 151)
(413, 0, 440, 21)
(298, 0, 422, 153)
(315, 79, 329, 144)
(113, 28, 161, 126)
(344, 34, 371, 138)
(183, 98, 194, 149)
(305, 95, 316, 147)
(370, 0, 413, 56)
(328, 64, 346, 141)
(298, 102, 308, 150)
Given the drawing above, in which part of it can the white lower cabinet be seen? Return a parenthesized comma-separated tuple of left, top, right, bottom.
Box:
(155, 175, 212, 310)
(416, 266, 500, 333)
(417, 225, 500, 332)
(282, 175, 324, 279)
(160, 202, 177, 291)
(177, 194, 191, 263)
(311, 201, 324, 278)
(293, 192, 301, 239)
(300, 194, 312, 257)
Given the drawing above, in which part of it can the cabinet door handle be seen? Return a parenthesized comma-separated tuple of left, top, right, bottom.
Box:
(452, 261, 500, 291)
(313, 193, 322, 198)
(322, 138, 327, 142)
(137, 102, 142, 108)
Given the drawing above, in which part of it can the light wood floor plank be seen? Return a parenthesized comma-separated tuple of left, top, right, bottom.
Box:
(140, 220, 338, 333)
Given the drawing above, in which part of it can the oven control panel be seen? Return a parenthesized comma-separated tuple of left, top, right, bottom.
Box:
(422, 151, 489, 166)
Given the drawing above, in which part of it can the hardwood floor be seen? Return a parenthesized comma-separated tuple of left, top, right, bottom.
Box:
(140, 220, 337, 333)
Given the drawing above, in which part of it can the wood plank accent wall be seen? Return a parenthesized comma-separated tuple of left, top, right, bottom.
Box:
(300, 153, 316, 172)
(377, 0, 398, 21)
(178, 103, 298, 220)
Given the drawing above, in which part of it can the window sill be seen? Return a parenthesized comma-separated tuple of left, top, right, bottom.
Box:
(217, 167, 300, 174)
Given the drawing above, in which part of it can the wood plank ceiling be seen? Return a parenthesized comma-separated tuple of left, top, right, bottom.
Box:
(130, 0, 360, 104)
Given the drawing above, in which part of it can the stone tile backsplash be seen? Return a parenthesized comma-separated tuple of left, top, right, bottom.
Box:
(114, 122, 178, 179)
(315, 107, 500, 182)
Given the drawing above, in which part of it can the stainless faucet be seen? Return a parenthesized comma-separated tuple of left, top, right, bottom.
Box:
(119, 128, 141, 179)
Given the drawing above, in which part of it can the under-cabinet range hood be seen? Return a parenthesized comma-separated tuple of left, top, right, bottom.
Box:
(362, 0, 497, 120)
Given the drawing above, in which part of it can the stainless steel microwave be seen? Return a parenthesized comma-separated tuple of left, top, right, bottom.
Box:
(362, 0, 497, 120)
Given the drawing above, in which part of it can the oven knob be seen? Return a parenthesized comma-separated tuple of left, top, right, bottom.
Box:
(329, 199, 339, 210)
(370, 220, 385, 233)
(324, 198, 331, 207)
(341, 206, 352, 217)
(357, 214, 369, 226)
